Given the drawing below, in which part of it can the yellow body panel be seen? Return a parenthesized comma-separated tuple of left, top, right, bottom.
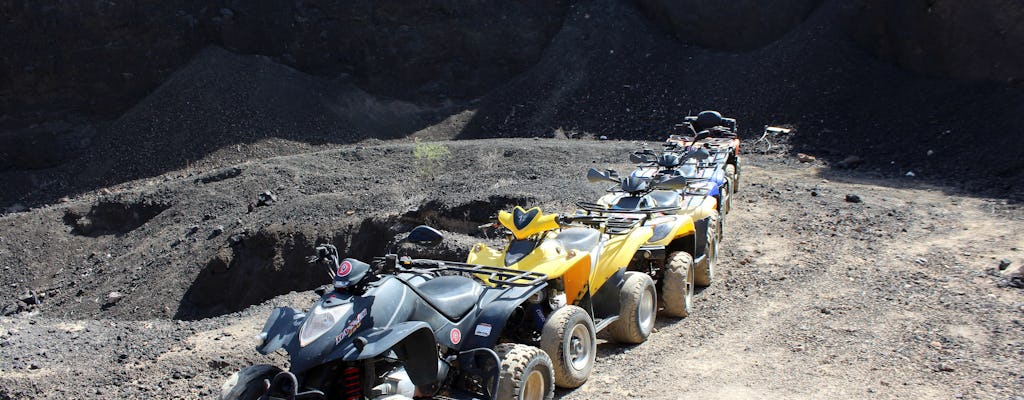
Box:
(469, 205, 655, 306)
(590, 226, 652, 291)
(595, 191, 714, 244)
(561, 256, 592, 305)
(644, 215, 695, 246)
(498, 207, 560, 240)
(468, 241, 591, 281)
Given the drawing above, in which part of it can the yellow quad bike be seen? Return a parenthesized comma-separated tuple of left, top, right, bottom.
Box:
(467, 206, 657, 389)
(583, 167, 721, 318)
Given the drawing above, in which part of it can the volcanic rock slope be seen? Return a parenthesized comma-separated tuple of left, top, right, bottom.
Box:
(458, 0, 1024, 195)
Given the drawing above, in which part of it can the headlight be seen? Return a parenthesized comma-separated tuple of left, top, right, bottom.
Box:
(649, 223, 674, 242)
(299, 303, 353, 347)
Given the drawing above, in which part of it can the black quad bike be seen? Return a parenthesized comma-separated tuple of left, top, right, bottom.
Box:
(220, 226, 555, 400)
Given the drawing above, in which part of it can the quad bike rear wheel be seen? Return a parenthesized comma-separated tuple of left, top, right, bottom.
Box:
(609, 272, 658, 344)
(540, 305, 596, 388)
(219, 364, 281, 400)
(660, 251, 695, 318)
(695, 212, 719, 287)
(496, 343, 555, 400)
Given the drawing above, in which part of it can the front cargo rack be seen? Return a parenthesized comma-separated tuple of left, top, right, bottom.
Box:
(574, 202, 682, 234)
(576, 201, 680, 216)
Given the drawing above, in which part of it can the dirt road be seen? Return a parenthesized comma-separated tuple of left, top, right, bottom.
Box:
(1, 141, 1022, 399)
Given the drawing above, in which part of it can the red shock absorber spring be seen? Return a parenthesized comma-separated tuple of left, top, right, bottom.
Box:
(342, 366, 361, 400)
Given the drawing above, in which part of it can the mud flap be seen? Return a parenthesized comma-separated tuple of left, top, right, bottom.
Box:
(457, 347, 502, 398)
(693, 217, 709, 261)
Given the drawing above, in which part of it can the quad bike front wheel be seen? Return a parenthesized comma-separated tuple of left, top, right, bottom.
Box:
(496, 343, 555, 400)
(609, 272, 658, 344)
(695, 212, 720, 287)
(540, 305, 596, 388)
(725, 163, 738, 194)
(219, 364, 282, 400)
(660, 251, 695, 318)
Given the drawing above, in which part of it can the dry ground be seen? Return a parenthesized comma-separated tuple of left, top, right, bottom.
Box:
(1, 141, 1022, 399)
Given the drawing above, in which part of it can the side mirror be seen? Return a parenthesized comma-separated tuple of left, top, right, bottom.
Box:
(406, 225, 443, 247)
(686, 148, 710, 161)
(629, 152, 649, 164)
(587, 168, 619, 183)
(654, 175, 687, 190)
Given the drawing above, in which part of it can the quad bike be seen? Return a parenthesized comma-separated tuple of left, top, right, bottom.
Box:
(667, 110, 742, 194)
(220, 226, 557, 400)
(628, 145, 733, 216)
(467, 206, 658, 389)
(584, 165, 720, 318)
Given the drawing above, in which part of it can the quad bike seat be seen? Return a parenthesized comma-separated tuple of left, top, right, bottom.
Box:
(554, 228, 601, 252)
(677, 164, 698, 178)
(415, 275, 483, 321)
(648, 190, 681, 208)
(694, 111, 724, 131)
(692, 111, 738, 134)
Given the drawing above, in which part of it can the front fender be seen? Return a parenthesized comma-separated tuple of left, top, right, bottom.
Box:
(646, 215, 695, 246)
(286, 321, 440, 387)
(330, 322, 440, 388)
(338, 322, 434, 361)
(256, 307, 303, 355)
(593, 226, 654, 290)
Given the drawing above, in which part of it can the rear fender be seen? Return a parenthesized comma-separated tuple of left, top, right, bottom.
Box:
(256, 307, 303, 355)
(460, 283, 548, 350)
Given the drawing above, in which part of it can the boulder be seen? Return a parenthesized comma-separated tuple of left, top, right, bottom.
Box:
(632, 0, 822, 50)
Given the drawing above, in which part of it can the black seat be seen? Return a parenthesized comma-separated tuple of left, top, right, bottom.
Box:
(648, 190, 680, 208)
(555, 228, 601, 252)
(694, 110, 724, 131)
(415, 276, 482, 321)
(677, 164, 698, 178)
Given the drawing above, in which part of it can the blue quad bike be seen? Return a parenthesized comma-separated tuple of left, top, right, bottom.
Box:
(628, 146, 731, 216)
(219, 226, 557, 400)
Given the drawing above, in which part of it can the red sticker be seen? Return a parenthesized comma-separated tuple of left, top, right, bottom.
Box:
(450, 328, 462, 345)
(337, 260, 353, 277)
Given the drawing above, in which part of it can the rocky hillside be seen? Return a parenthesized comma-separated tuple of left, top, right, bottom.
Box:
(3, 0, 1022, 213)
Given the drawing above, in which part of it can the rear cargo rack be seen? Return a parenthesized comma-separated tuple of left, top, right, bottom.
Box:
(409, 259, 548, 288)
